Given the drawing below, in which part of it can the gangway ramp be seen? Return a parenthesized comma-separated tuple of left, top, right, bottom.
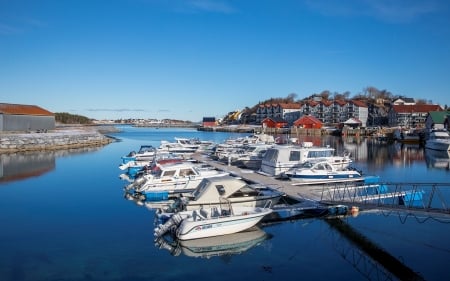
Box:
(320, 181, 450, 219)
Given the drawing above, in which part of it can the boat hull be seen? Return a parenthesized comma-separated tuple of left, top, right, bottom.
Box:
(176, 209, 271, 240)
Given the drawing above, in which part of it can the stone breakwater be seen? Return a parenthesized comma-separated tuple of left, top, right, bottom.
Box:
(0, 129, 114, 153)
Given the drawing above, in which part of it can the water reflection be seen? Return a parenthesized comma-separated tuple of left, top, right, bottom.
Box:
(154, 226, 271, 258)
(327, 217, 425, 281)
(0, 152, 55, 183)
(425, 149, 450, 170)
(0, 147, 104, 183)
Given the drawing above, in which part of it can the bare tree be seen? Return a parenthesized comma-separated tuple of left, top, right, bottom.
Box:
(287, 93, 297, 103)
(319, 90, 331, 100)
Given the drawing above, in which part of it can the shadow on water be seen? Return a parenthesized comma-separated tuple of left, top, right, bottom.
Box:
(326, 218, 425, 281)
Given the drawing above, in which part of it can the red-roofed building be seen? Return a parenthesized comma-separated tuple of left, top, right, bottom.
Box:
(388, 104, 443, 127)
(0, 103, 55, 132)
(202, 117, 216, 127)
(293, 115, 323, 129)
(262, 117, 288, 128)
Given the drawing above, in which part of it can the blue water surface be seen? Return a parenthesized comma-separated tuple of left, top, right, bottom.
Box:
(0, 126, 449, 281)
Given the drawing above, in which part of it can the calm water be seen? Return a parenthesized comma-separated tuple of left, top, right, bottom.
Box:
(0, 126, 449, 281)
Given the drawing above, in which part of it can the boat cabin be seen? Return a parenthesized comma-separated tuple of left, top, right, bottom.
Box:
(259, 142, 351, 176)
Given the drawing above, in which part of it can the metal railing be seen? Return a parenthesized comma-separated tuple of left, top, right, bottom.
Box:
(320, 181, 450, 219)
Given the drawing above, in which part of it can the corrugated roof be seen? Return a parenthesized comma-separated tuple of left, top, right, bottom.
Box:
(0, 103, 54, 116)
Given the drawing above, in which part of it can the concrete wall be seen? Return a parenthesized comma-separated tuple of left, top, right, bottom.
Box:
(1, 114, 55, 132)
(0, 130, 113, 153)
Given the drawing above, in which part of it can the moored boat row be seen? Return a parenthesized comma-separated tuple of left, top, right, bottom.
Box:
(117, 134, 386, 243)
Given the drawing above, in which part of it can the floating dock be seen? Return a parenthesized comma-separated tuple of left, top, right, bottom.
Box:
(191, 152, 332, 202)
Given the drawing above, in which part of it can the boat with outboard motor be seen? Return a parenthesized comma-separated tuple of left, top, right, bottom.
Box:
(165, 175, 284, 212)
(154, 198, 272, 240)
(121, 145, 157, 164)
(125, 161, 229, 199)
(230, 144, 273, 170)
(119, 152, 184, 181)
(158, 137, 213, 156)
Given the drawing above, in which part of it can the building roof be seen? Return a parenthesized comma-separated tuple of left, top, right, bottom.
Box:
(334, 100, 347, 106)
(293, 115, 322, 126)
(306, 101, 319, 107)
(351, 100, 367, 107)
(262, 117, 287, 123)
(428, 111, 450, 124)
(202, 117, 216, 122)
(321, 100, 333, 107)
(0, 103, 54, 116)
(344, 118, 362, 124)
(392, 104, 442, 113)
(393, 97, 415, 104)
(277, 103, 301, 109)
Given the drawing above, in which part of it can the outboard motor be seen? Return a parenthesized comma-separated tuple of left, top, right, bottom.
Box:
(154, 213, 183, 238)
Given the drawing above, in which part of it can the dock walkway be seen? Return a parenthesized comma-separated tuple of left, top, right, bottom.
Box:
(191, 153, 325, 202)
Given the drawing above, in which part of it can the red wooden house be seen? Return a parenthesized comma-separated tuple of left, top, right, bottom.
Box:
(293, 115, 323, 129)
(262, 117, 288, 128)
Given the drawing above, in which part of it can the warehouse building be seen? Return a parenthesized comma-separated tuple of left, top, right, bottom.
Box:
(0, 103, 55, 132)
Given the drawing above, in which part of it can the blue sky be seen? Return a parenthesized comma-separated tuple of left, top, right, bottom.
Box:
(1, 0, 449, 121)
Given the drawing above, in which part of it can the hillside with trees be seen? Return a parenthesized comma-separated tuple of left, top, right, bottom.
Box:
(55, 112, 93, 124)
(222, 86, 446, 125)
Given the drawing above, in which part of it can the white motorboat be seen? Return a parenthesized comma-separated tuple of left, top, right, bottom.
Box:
(126, 162, 229, 196)
(167, 176, 284, 211)
(154, 200, 272, 240)
(283, 159, 363, 184)
(211, 134, 274, 160)
(259, 142, 352, 176)
(158, 137, 209, 156)
(425, 130, 450, 151)
(121, 145, 157, 164)
(232, 144, 273, 170)
(119, 152, 184, 181)
(393, 128, 424, 144)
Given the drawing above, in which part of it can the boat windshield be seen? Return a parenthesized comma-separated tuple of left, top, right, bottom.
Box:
(139, 146, 155, 153)
(300, 161, 314, 168)
(229, 185, 260, 198)
(307, 150, 333, 158)
(263, 149, 279, 162)
(191, 179, 209, 198)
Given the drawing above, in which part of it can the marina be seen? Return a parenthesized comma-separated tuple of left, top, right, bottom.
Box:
(0, 126, 449, 281)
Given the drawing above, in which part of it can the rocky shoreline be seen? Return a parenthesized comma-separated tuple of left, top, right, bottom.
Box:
(0, 125, 119, 153)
